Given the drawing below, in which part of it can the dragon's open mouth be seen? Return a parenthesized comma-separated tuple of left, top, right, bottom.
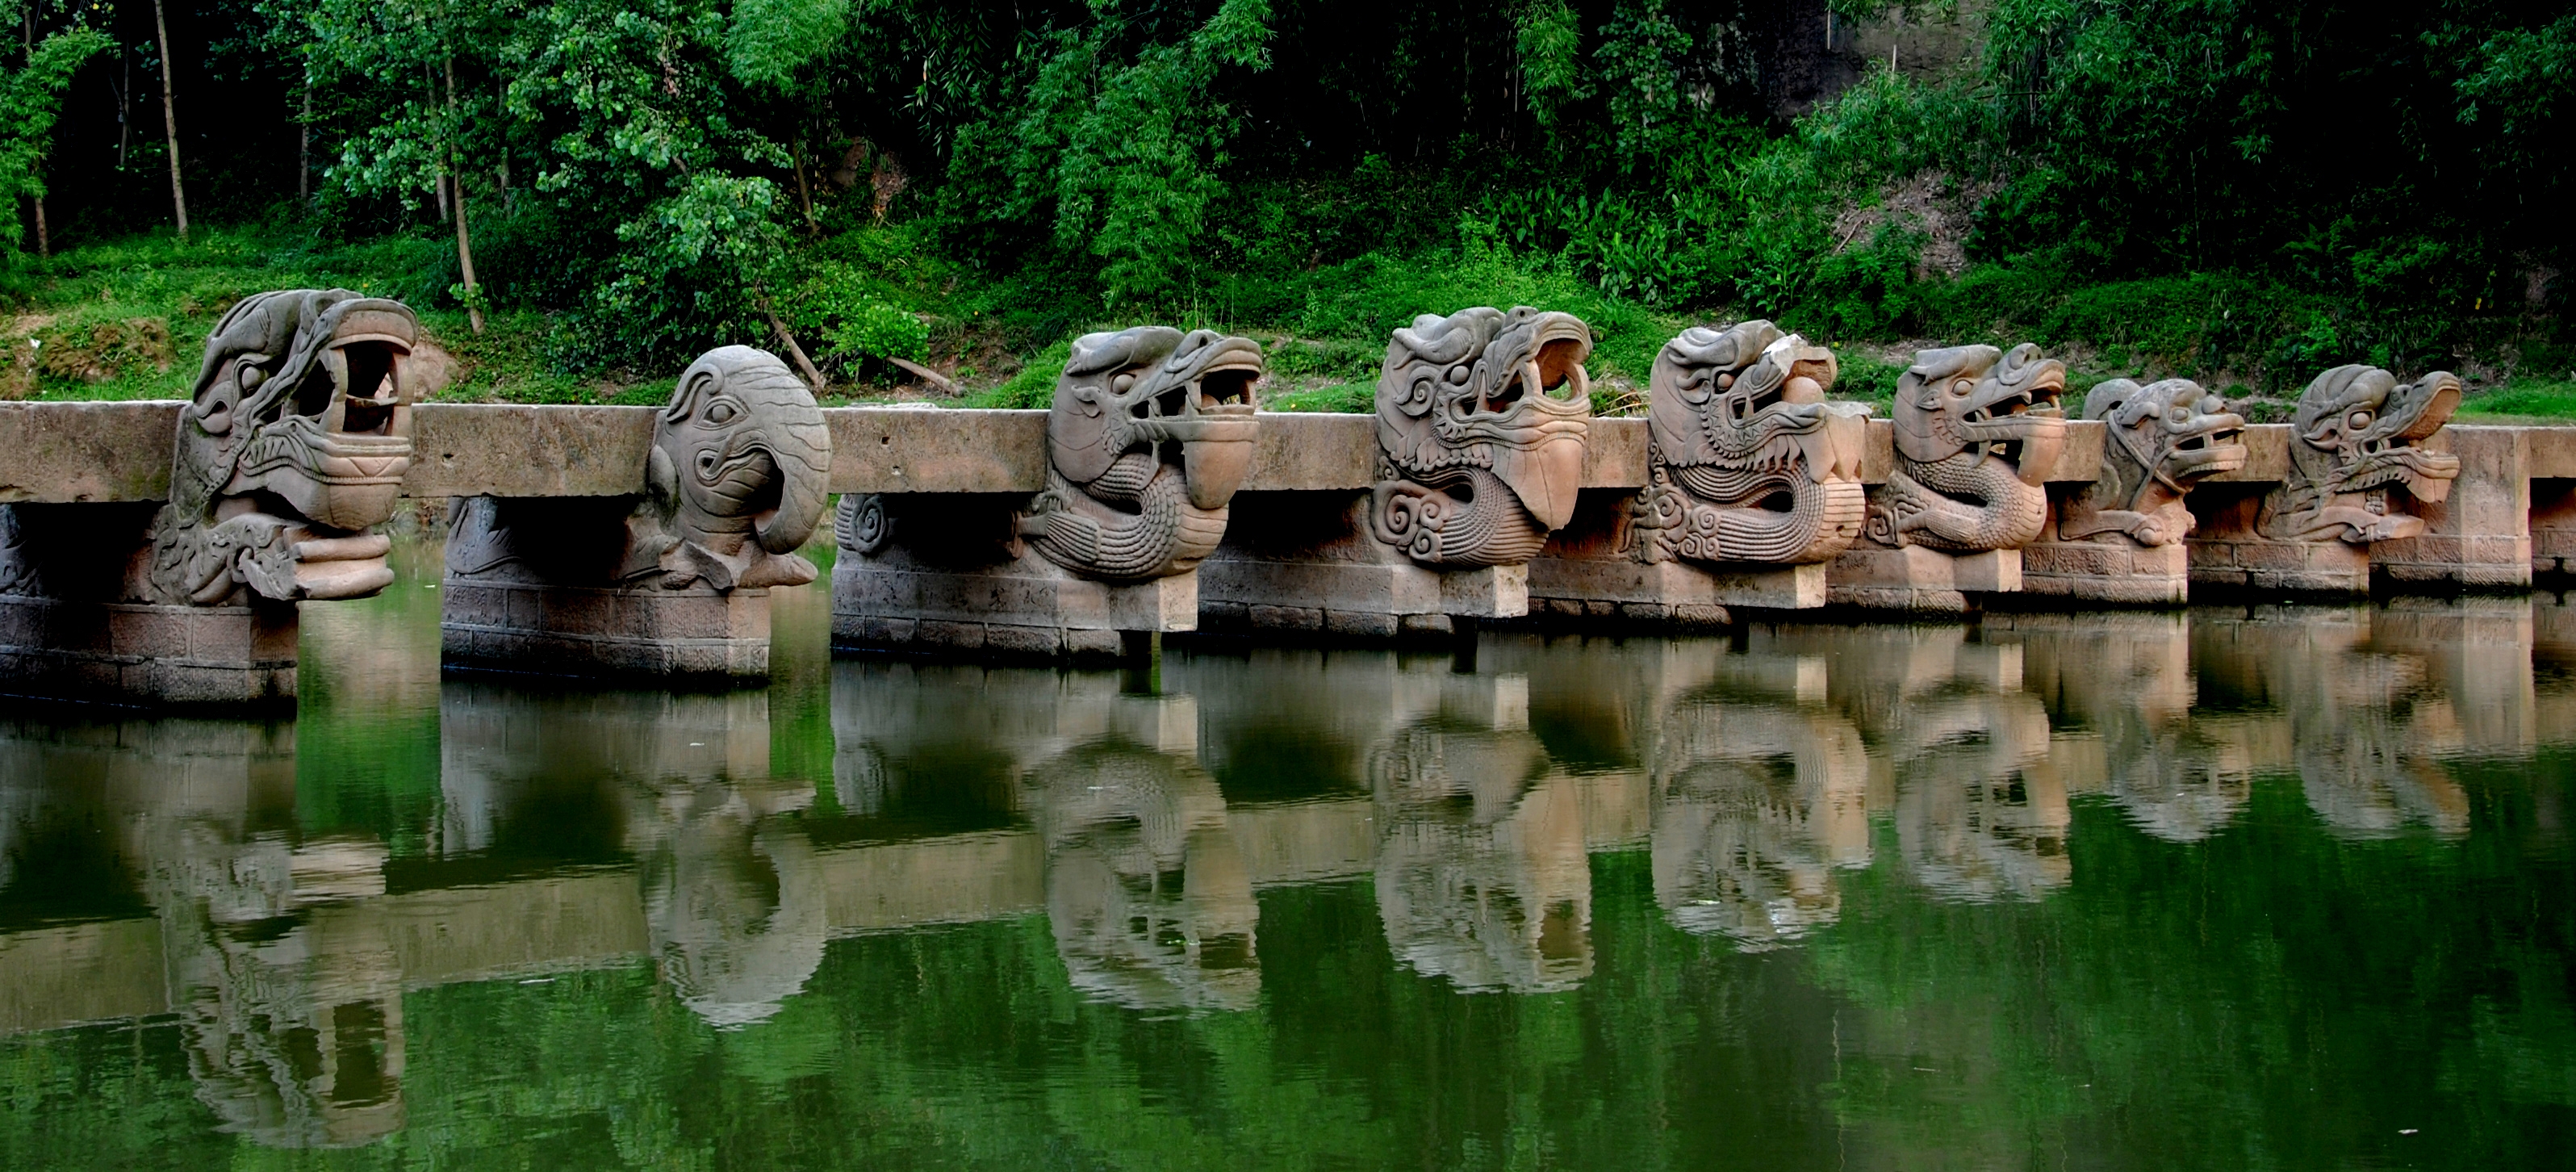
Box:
(1481, 319, 1592, 415)
(1191, 358, 1264, 411)
(2165, 412, 2248, 476)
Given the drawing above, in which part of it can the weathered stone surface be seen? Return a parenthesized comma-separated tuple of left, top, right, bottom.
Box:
(833, 329, 1259, 660)
(442, 346, 830, 680)
(0, 596, 295, 705)
(144, 290, 420, 607)
(2189, 366, 2463, 594)
(2532, 477, 2576, 577)
(409, 404, 654, 496)
(1245, 412, 1377, 491)
(1527, 556, 1822, 616)
(1020, 327, 1261, 581)
(1830, 343, 2065, 609)
(1631, 321, 1868, 567)
(2265, 366, 2462, 543)
(2022, 377, 2246, 604)
(1827, 546, 2020, 612)
(1371, 308, 1593, 567)
(442, 584, 776, 676)
(2376, 425, 2532, 587)
(2022, 539, 2191, 604)
(2203, 424, 2292, 482)
(0, 404, 2139, 504)
(828, 407, 1048, 494)
(0, 401, 182, 503)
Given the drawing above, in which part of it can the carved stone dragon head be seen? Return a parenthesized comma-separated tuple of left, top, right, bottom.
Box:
(1893, 343, 2068, 471)
(2060, 378, 2247, 547)
(1372, 307, 1593, 566)
(2263, 365, 2461, 544)
(1872, 343, 2068, 552)
(1637, 320, 1868, 564)
(638, 346, 832, 590)
(1022, 326, 1263, 581)
(147, 289, 417, 605)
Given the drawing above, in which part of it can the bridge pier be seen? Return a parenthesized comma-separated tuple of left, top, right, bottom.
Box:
(439, 347, 830, 682)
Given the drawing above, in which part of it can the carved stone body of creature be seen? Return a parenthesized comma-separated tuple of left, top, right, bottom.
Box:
(1868, 343, 2068, 553)
(2057, 378, 2248, 547)
(1372, 307, 1593, 567)
(2258, 365, 2461, 544)
(448, 346, 830, 590)
(142, 289, 419, 605)
(1630, 320, 1868, 565)
(1014, 326, 1263, 581)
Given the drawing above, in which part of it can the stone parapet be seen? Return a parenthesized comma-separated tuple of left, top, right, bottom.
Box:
(2373, 426, 2533, 588)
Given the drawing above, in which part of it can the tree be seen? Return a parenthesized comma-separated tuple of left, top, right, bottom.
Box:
(1, 0, 106, 257)
(149, 0, 186, 244)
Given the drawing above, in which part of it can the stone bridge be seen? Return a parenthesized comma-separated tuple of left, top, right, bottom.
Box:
(0, 300, 2568, 706)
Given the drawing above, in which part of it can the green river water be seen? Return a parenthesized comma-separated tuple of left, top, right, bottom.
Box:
(2, 543, 2572, 1170)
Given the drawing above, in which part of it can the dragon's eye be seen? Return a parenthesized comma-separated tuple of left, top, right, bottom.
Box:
(1113, 373, 1137, 394)
(1446, 365, 1471, 385)
(705, 400, 738, 425)
(2346, 409, 2372, 431)
(238, 365, 266, 392)
(1952, 379, 1973, 395)
(2168, 404, 2192, 425)
(1716, 373, 1736, 390)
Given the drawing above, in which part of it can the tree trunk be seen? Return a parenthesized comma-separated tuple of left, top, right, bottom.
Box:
(792, 144, 818, 235)
(763, 308, 827, 396)
(117, 49, 130, 169)
(445, 58, 484, 335)
(150, 0, 188, 244)
(299, 82, 311, 206)
(32, 197, 46, 259)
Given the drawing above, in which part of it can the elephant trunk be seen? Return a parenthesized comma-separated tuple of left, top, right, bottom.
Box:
(751, 415, 833, 555)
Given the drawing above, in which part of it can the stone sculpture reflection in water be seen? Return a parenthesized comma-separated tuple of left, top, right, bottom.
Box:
(443, 345, 831, 677)
(1369, 674, 1595, 994)
(1028, 716, 1261, 1014)
(1830, 343, 2068, 610)
(0, 719, 406, 1148)
(1650, 685, 1871, 951)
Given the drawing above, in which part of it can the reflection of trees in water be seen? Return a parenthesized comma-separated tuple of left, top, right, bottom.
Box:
(1369, 676, 1592, 994)
(1650, 696, 1868, 950)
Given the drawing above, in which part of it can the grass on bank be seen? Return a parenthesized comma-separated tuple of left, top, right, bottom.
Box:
(4, 221, 2568, 425)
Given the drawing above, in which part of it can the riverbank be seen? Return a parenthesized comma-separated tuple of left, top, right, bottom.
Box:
(4, 222, 2572, 423)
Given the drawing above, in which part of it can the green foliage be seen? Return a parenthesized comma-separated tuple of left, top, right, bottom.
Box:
(960, 337, 1068, 408)
(726, 0, 851, 87)
(0, 2, 109, 246)
(960, 0, 1276, 306)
